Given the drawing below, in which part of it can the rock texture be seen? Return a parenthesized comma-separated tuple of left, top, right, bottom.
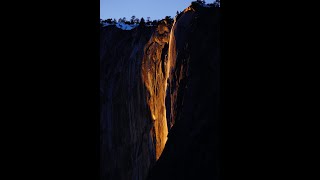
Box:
(100, 25, 156, 180)
(141, 20, 172, 160)
(100, 2, 220, 180)
(148, 4, 221, 180)
(100, 21, 173, 180)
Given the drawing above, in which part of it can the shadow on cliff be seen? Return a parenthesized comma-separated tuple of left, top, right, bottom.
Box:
(148, 5, 221, 180)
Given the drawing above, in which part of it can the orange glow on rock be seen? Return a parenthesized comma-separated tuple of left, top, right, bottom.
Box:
(141, 20, 173, 160)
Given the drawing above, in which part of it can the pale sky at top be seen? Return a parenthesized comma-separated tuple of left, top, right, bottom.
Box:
(100, 0, 216, 20)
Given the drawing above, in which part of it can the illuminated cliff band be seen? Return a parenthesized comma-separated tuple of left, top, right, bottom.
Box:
(141, 3, 198, 160)
(141, 18, 177, 160)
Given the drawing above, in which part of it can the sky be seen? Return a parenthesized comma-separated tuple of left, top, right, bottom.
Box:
(100, 0, 216, 21)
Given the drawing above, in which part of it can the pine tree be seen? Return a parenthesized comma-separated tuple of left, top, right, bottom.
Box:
(106, 18, 112, 24)
(134, 18, 140, 24)
(146, 17, 151, 25)
(131, 16, 136, 24)
(152, 20, 158, 26)
(140, 17, 145, 26)
(165, 16, 173, 24)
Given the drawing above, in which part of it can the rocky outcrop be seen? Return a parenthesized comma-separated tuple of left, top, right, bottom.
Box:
(100, 2, 220, 180)
(141, 20, 172, 160)
(100, 25, 156, 180)
(100, 21, 173, 180)
(148, 4, 221, 180)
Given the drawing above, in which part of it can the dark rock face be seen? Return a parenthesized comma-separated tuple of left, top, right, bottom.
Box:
(100, 21, 173, 180)
(148, 5, 221, 180)
(100, 25, 156, 180)
(100, 4, 220, 180)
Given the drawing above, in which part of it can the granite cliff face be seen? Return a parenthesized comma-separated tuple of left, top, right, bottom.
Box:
(100, 2, 220, 180)
(100, 25, 156, 180)
(100, 21, 173, 179)
(141, 20, 172, 160)
(148, 4, 221, 180)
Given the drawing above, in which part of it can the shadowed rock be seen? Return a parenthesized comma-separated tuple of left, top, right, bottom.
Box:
(100, 25, 155, 180)
(100, 3, 220, 180)
(148, 4, 221, 180)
